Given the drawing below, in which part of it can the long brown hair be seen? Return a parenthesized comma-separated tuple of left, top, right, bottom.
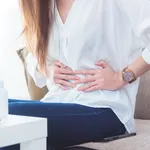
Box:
(19, 0, 54, 73)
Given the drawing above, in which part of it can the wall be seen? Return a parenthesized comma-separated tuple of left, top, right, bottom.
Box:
(0, 0, 29, 99)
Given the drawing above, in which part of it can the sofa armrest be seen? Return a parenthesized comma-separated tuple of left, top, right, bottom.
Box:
(17, 48, 48, 100)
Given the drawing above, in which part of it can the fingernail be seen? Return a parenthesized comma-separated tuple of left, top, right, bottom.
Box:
(76, 77, 80, 80)
(63, 87, 69, 90)
(84, 90, 89, 92)
(96, 60, 103, 63)
(78, 87, 83, 91)
(75, 81, 79, 84)
(73, 84, 76, 88)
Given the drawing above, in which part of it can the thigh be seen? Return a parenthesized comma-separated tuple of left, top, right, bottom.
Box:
(8, 101, 104, 117)
(48, 108, 126, 148)
(7, 101, 126, 149)
(9, 99, 39, 103)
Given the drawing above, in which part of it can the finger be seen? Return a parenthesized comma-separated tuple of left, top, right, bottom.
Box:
(55, 61, 67, 68)
(55, 74, 80, 81)
(78, 82, 97, 91)
(60, 68, 75, 75)
(95, 60, 109, 68)
(75, 76, 96, 84)
(84, 85, 102, 92)
(59, 84, 70, 90)
(75, 69, 97, 75)
(54, 79, 76, 88)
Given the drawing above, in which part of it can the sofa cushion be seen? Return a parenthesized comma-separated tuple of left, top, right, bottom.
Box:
(135, 71, 150, 119)
(17, 48, 48, 100)
(79, 119, 150, 150)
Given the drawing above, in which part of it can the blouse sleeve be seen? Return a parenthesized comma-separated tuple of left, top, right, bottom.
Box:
(117, 0, 150, 64)
(26, 53, 47, 88)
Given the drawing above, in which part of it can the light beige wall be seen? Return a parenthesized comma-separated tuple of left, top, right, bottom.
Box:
(0, 1, 30, 99)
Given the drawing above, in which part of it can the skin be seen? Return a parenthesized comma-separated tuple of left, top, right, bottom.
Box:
(52, 0, 150, 91)
(52, 61, 79, 90)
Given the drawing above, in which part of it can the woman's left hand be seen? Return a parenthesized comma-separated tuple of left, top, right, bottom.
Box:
(74, 61, 126, 92)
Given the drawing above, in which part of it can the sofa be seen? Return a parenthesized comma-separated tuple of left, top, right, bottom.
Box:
(17, 48, 150, 150)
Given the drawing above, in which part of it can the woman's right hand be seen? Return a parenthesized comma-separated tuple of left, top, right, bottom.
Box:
(52, 61, 80, 90)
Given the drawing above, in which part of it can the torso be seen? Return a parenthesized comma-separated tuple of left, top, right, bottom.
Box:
(56, 0, 75, 24)
(45, 0, 143, 134)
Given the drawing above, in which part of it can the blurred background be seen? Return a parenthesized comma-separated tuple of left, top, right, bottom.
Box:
(0, 0, 29, 99)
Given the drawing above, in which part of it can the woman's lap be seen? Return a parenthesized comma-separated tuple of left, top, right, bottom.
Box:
(1, 99, 126, 149)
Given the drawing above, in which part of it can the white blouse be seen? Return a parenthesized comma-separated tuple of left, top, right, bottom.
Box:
(26, 0, 150, 134)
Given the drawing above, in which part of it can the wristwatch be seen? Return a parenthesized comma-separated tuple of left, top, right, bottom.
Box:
(122, 67, 136, 84)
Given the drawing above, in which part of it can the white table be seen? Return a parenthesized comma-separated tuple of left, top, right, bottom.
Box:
(0, 115, 47, 150)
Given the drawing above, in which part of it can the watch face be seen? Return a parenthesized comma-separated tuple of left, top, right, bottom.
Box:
(124, 71, 133, 82)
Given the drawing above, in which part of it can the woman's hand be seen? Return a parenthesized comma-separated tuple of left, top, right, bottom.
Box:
(74, 61, 126, 92)
(52, 61, 80, 90)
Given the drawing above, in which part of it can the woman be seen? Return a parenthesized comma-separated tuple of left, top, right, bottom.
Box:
(2, 0, 150, 149)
